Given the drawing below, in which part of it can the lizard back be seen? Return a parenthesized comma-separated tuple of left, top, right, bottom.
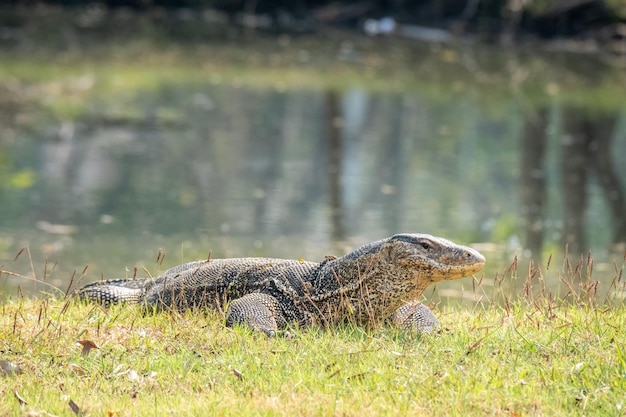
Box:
(142, 257, 320, 313)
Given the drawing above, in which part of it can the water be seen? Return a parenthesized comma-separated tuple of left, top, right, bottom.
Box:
(1, 21, 625, 304)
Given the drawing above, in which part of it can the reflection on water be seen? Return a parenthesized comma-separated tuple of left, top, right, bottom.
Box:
(520, 107, 626, 257)
(1, 37, 625, 304)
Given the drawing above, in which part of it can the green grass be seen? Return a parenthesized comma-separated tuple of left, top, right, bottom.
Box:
(1, 294, 625, 416)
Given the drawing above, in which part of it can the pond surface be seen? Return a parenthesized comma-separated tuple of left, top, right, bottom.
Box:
(1, 14, 625, 304)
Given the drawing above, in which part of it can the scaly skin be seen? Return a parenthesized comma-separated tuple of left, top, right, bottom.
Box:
(76, 233, 486, 335)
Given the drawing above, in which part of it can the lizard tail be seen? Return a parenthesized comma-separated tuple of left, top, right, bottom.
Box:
(75, 278, 154, 305)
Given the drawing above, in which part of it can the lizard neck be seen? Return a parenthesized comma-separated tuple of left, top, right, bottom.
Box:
(313, 238, 426, 322)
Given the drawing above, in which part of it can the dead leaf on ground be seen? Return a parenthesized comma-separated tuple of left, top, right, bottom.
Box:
(127, 369, 140, 381)
(68, 399, 81, 415)
(14, 390, 28, 405)
(77, 340, 99, 356)
(1, 360, 23, 377)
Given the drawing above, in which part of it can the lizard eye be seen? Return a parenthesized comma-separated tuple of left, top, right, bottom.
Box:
(419, 241, 431, 250)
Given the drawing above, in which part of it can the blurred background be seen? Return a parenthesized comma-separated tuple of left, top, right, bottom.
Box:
(1, 0, 625, 304)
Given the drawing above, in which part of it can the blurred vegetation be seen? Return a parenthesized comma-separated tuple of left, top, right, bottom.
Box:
(0, 0, 624, 39)
(0, 4, 624, 114)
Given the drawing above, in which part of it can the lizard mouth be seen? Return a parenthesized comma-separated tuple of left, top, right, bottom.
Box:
(408, 246, 486, 281)
(445, 259, 485, 278)
(438, 247, 486, 279)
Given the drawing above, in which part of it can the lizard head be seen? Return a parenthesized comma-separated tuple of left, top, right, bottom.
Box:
(383, 233, 485, 282)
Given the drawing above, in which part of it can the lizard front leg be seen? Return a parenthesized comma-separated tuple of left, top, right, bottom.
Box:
(389, 301, 440, 333)
(225, 293, 287, 337)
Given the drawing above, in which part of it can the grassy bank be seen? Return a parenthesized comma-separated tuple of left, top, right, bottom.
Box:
(1, 295, 625, 416)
